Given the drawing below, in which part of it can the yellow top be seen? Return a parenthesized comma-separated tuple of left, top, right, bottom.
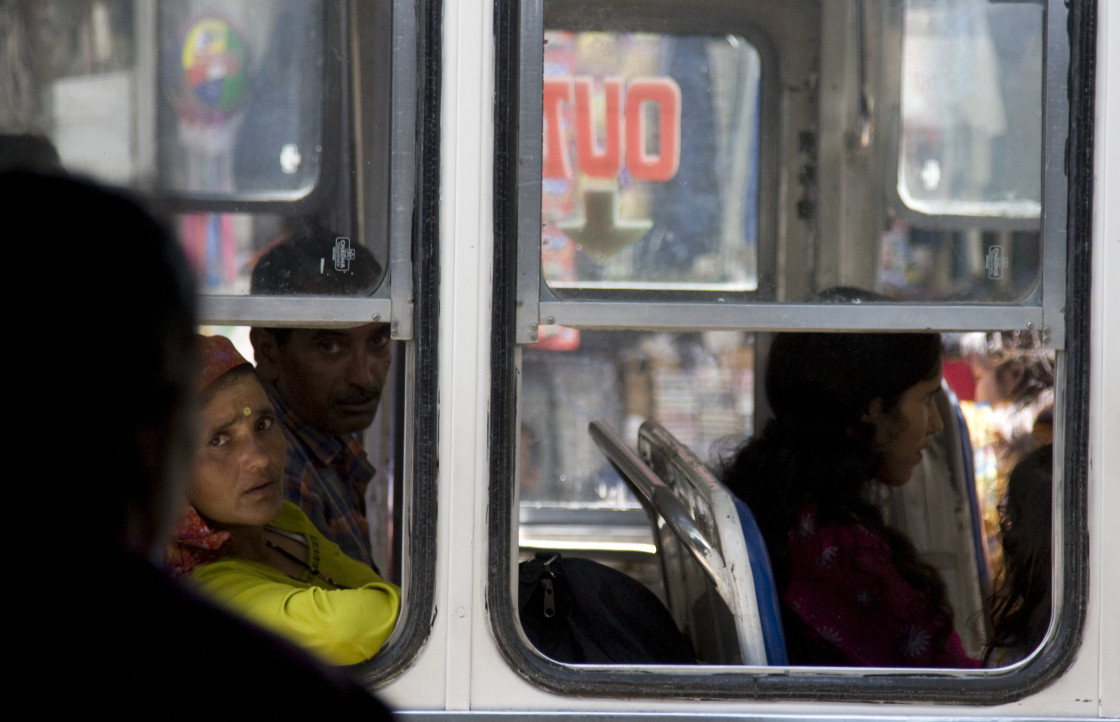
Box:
(190, 502, 401, 665)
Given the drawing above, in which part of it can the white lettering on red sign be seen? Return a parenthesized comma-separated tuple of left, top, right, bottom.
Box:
(543, 76, 682, 182)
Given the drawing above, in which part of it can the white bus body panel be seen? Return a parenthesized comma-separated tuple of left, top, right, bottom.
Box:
(378, 1, 1119, 719)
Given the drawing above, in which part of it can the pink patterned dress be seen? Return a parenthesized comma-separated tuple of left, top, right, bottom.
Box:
(782, 506, 980, 668)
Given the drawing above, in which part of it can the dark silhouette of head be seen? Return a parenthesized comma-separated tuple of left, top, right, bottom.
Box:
(0, 133, 63, 173)
(4, 170, 197, 560)
(765, 332, 943, 457)
(725, 330, 942, 523)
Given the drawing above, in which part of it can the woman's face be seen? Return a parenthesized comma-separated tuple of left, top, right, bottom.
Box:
(190, 373, 287, 528)
(972, 355, 1024, 404)
(866, 366, 945, 487)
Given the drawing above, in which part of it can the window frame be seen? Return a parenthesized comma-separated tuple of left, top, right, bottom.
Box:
(193, 0, 415, 338)
(189, 0, 441, 686)
(515, 2, 785, 341)
(487, 0, 1093, 702)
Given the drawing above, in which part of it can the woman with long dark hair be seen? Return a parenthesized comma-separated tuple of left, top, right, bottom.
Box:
(984, 444, 1053, 665)
(723, 332, 978, 667)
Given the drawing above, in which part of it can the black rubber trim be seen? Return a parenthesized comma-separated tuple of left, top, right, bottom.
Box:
(486, 0, 1095, 704)
(355, 0, 442, 686)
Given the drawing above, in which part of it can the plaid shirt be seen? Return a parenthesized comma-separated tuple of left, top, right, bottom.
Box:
(263, 381, 375, 568)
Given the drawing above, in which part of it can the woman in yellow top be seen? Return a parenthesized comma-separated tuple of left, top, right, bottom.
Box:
(168, 335, 401, 665)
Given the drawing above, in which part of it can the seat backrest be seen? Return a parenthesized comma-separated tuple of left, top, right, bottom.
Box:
(637, 420, 787, 665)
(589, 419, 783, 665)
(728, 497, 788, 665)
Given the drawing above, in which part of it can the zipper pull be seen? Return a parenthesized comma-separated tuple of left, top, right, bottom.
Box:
(541, 577, 556, 618)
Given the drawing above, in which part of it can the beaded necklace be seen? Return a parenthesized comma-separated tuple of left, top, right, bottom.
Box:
(262, 536, 351, 590)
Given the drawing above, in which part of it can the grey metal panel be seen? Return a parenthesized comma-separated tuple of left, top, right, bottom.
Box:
(538, 300, 1047, 334)
(390, 0, 419, 340)
(133, 1, 157, 181)
(516, 0, 545, 344)
(198, 295, 392, 326)
(400, 714, 1099, 722)
(1040, 0, 1070, 349)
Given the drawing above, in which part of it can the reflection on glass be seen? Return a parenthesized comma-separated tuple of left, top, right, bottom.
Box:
(1, 1, 138, 183)
(178, 212, 268, 294)
(0, 1, 327, 198)
(876, 224, 1041, 302)
(157, 0, 325, 196)
(899, 0, 1043, 217)
(542, 32, 761, 294)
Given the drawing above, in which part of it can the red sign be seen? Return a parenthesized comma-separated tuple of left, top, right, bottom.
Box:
(543, 76, 681, 182)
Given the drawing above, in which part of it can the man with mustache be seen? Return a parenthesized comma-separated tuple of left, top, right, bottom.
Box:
(250, 223, 391, 568)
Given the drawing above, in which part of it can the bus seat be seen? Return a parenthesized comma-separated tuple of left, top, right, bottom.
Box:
(950, 392, 993, 598)
(589, 419, 783, 665)
(729, 496, 788, 665)
(637, 420, 786, 666)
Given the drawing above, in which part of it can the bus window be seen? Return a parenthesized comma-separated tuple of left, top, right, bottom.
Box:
(493, 0, 1085, 701)
(542, 32, 763, 295)
(198, 325, 403, 585)
(3, 0, 433, 684)
(1, 0, 391, 299)
(523, 0, 1056, 319)
(4, 1, 331, 200)
(887, 0, 1046, 304)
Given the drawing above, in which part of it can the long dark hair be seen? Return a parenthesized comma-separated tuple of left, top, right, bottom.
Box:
(984, 444, 1053, 665)
(722, 332, 953, 650)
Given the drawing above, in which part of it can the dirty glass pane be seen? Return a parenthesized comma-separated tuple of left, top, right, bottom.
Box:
(1, 0, 139, 183)
(1, 0, 326, 198)
(518, 328, 756, 593)
(899, 0, 1043, 218)
(519, 329, 755, 507)
(542, 32, 761, 294)
(156, 0, 325, 196)
(2, 1, 383, 297)
(879, 0, 1045, 303)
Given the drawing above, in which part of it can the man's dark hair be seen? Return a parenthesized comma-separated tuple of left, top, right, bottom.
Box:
(250, 219, 382, 345)
(251, 219, 382, 296)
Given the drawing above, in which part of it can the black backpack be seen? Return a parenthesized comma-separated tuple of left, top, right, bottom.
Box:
(518, 553, 696, 664)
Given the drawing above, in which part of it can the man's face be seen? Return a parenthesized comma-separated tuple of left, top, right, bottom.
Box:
(254, 323, 392, 436)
